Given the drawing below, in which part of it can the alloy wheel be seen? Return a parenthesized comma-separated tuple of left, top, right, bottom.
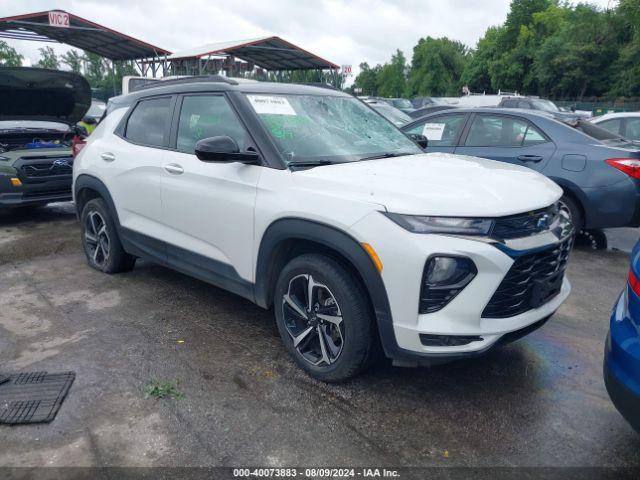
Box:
(282, 274, 344, 366)
(84, 211, 110, 267)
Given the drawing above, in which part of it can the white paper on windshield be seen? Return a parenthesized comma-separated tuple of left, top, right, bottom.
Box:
(422, 123, 445, 141)
(247, 95, 297, 115)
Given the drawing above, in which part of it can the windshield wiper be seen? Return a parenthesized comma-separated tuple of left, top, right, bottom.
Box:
(288, 160, 336, 170)
(357, 151, 416, 162)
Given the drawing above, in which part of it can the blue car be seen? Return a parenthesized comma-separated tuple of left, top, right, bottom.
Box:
(604, 240, 640, 433)
(402, 108, 640, 233)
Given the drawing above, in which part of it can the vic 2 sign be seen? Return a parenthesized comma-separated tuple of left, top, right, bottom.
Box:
(48, 11, 70, 28)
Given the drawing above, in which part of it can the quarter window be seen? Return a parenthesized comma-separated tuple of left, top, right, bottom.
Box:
(125, 96, 172, 147)
(465, 115, 547, 147)
(405, 114, 467, 147)
(177, 95, 248, 153)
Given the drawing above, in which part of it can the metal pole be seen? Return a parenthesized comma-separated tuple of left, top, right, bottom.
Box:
(111, 59, 117, 96)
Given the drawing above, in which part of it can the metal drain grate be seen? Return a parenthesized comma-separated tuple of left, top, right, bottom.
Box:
(0, 371, 75, 425)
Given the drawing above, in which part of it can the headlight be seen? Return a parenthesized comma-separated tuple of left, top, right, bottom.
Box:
(384, 212, 493, 235)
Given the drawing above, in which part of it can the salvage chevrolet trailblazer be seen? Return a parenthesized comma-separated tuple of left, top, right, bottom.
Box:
(73, 77, 574, 381)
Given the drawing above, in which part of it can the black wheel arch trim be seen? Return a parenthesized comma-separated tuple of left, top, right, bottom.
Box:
(74, 174, 121, 225)
(254, 217, 403, 358)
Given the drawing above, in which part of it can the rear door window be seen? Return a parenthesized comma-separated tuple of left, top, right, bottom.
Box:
(597, 118, 622, 136)
(125, 96, 172, 147)
(464, 114, 548, 147)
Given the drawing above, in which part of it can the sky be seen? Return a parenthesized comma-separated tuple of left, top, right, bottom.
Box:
(0, 0, 614, 77)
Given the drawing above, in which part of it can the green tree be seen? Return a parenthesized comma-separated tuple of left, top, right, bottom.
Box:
(60, 49, 86, 73)
(461, 27, 502, 93)
(353, 62, 382, 96)
(377, 50, 407, 97)
(609, 0, 640, 96)
(0, 40, 23, 67)
(35, 46, 59, 69)
(406, 37, 468, 96)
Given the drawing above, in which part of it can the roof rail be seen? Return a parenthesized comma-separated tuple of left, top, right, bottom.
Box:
(136, 75, 239, 91)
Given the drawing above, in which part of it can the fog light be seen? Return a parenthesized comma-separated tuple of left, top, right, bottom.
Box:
(420, 256, 477, 313)
(10, 178, 22, 187)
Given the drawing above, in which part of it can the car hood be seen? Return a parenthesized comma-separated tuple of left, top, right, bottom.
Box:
(0, 67, 91, 124)
(293, 153, 562, 217)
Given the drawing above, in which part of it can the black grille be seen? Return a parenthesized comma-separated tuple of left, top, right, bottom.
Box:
(20, 157, 73, 178)
(482, 237, 573, 318)
(491, 204, 559, 239)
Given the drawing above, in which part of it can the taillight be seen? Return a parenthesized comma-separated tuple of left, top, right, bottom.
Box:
(606, 158, 640, 179)
(628, 269, 640, 297)
(71, 135, 87, 158)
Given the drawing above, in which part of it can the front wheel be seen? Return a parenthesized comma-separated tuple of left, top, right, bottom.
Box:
(274, 254, 379, 382)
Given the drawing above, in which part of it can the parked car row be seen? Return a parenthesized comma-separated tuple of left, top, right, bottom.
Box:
(1, 67, 637, 432)
(401, 107, 640, 232)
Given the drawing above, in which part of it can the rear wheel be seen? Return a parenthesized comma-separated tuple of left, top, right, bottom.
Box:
(559, 194, 583, 233)
(81, 198, 135, 273)
(274, 254, 379, 382)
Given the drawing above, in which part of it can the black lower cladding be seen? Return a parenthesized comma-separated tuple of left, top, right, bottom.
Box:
(483, 236, 573, 318)
(0, 371, 75, 424)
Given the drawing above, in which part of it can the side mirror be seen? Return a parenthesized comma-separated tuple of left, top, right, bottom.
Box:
(407, 133, 428, 149)
(195, 136, 261, 165)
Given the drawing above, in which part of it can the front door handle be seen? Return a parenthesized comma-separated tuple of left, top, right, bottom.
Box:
(164, 163, 184, 175)
(517, 154, 543, 163)
(101, 152, 115, 162)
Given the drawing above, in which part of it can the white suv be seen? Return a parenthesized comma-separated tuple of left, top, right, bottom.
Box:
(73, 77, 573, 382)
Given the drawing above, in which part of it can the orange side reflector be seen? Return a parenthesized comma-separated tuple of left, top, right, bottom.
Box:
(10, 178, 22, 187)
(361, 243, 383, 273)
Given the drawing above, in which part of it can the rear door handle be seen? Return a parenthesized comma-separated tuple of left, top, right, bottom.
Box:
(101, 152, 115, 162)
(164, 163, 184, 175)
(517, 154, 543, 163)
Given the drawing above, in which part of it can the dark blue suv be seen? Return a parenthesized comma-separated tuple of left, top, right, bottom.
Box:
(402, 108, 640, 232)
(604, 240, 640, 433)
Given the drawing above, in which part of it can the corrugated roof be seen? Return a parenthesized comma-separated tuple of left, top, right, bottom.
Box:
(0, 10, 170, 60)
(167, 36, 339, 70)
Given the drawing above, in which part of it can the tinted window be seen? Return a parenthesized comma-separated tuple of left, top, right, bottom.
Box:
(597, 119, 622, 136)
(517, 101, 531, 109)
(626, 118, 640, 141)
(405, 114, 467, 147)
(125, 96, 172, 147)
(502, 100, 518, 108)
(465, 115, 547, 147)
(177, 95, 248, 153)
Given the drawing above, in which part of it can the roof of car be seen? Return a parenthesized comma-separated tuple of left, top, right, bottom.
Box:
(593, 112, 640, 122)
(401, 107, 559, 129)
(410, 106, 554, 118)
(108, 77, 350, 108)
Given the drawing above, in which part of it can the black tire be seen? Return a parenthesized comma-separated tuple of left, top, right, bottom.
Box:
(274, 253, 379, 382)
(80, 198, 136, 273)
(559, 193, 583, 233)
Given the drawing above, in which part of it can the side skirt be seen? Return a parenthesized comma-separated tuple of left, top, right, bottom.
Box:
(119, 227, 255, 303)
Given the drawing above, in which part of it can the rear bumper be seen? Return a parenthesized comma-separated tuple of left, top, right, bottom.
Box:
(605, 351, 640, 433)
(583, 178, 640, 229)
(604, 290, 640, 433)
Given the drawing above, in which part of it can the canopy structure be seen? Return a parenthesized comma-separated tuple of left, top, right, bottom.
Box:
(0, 11, 340, 85)
(0, 10, 170, 77)
(164, 36, 340, 76)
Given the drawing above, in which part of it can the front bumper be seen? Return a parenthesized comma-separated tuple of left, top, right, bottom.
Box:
(349, 211, 572, 365)
(0, 176, 73, 208)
